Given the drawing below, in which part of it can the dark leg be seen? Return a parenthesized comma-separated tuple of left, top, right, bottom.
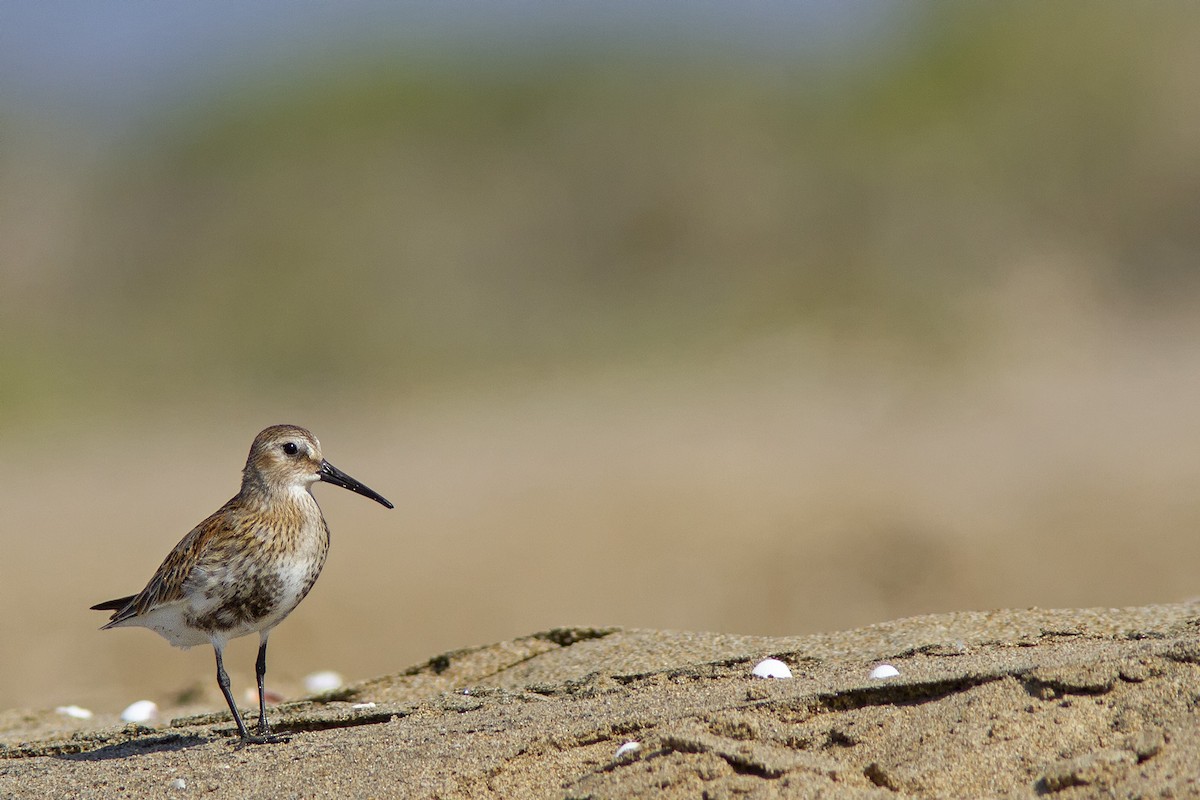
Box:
(214, 645, 251, 740)
(213, 643, 288, 745)
(255, 636, 270, 734)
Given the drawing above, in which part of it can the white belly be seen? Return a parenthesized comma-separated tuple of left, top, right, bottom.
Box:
(116, 556, 324, 648)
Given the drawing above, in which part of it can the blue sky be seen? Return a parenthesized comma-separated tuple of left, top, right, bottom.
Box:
(0, 1, 900, 128)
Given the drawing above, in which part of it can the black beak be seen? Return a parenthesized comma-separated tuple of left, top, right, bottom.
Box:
(318, 460, 394, 509)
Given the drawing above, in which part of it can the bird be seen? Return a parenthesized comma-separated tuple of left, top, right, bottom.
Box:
(91, 424, 393, 743)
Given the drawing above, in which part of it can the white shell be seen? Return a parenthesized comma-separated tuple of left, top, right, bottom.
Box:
(121, 700, 159, 723)
(55, 705, 93, 719)
(170, 779, 187, 790)
(351, 702, 377, 710)
(304, 670, 344, 693)
(615, 741, 641, 758)
(869, 663, 900, 680)
(751, 658, 793, 679)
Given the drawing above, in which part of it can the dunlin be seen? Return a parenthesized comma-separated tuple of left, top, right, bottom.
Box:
(91, 424, 393, 743)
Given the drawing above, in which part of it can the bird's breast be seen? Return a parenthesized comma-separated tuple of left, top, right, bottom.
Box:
(179, 510, 330, 640)
(259, 515, 330, 617)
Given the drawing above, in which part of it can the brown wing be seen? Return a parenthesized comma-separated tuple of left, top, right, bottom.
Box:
(92, 497, 240, 627)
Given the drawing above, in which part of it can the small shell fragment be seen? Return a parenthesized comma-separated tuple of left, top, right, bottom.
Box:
(170, 778, 187, 790)
(304, 670, 344, 693)
(351, 702, 377, 710)
(615, 741, 641, 758)
(55, 705, 93, 719)
(751, 658, 793, 679)
(121, 700, 159, 723)
(869, 663, 900, 680)
(244, 687, 284, 704)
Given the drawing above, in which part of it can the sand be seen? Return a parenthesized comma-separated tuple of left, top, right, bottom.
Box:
(3, 602, 1199, 799)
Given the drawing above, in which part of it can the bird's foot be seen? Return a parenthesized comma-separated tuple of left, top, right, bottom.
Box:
(236, 731, 291, 745)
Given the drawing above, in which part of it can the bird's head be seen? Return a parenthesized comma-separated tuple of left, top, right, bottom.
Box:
(243, 424, 393, 509)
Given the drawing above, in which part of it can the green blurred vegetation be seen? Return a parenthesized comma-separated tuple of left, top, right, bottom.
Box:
(2, 4, 1199, 426)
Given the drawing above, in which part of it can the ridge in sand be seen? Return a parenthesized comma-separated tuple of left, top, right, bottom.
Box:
(3, 603, 1199, 798)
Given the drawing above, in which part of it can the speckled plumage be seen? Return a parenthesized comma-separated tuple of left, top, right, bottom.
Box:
(91, 424, 393, 743)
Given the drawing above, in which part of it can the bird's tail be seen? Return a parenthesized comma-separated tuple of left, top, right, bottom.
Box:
(91, 595, 136, 612)
(91, 595, 139, 627)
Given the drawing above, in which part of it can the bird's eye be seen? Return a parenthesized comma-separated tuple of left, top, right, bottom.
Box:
(282, 442, 300, 456)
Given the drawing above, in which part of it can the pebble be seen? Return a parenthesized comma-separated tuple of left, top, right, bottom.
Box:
(751, 658, 793, 679)
(121, 700, 159, 723)
(55, 705, 93, 719)
(615, 741, 641, 758)
(243, 687, 284, 704)
(869, 663, 900, 680)
(304, 670, 344, 693)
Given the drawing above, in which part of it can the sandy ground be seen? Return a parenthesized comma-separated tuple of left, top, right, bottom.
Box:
(3, 602, 1199, 798)
(4, 320, 1200, 799)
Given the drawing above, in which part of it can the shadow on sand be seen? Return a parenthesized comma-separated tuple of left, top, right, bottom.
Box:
(55, 733, 211, 762)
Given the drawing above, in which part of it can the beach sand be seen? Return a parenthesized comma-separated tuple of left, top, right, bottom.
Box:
(3, 602, 1198, 798)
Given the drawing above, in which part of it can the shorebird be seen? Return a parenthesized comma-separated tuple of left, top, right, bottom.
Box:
(91, 424, 393, 743)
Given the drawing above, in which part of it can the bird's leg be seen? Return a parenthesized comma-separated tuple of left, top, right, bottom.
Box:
(213, 643, 288, 745)
(214, 645, 251, 740)
(255, 636, 270, 735)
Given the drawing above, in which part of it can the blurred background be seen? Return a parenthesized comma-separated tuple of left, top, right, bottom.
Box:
(2, 2, 1200, 714)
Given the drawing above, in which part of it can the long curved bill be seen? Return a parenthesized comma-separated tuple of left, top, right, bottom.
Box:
(318, 460, 394, 509)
